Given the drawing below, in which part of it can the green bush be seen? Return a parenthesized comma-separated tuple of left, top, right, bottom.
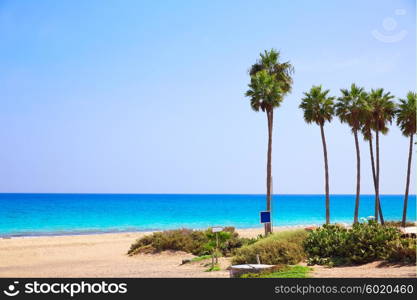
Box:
(263, 229, 309, 244)
(215, 227, 257, 256)
(303, 224, 349, 265)
(232, 229, 308, 265)
(304, 221, 412, 266)
(128, 227, 253, 256)
(345, 221, 401, 263)
(128, 229, 207, 256)
(385, 238, 416, 263)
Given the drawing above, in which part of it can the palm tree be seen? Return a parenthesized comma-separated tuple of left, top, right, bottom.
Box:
(245, 49, 294, 235)
(361, 95, 385, 223)
(396, 91, 416, 227)
(368, 88, 396, 224)
(300, 85, 334, 224)
(336, 84, 368, 224)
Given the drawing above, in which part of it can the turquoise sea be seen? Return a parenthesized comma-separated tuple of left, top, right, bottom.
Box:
(0, 193, 415, 237)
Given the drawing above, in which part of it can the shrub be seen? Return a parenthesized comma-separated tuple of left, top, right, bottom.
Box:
(205, 227, 256, 256)
(128, 227, 252, 256)
(212, 227, 257, 256)
(303, 224, 349, 265)
(385, 238, 416, 263)
(232, 229, 308, 265)
(304, 221, 408, 266)
(344, 221, 401, 264)
(264, 229, 309, 244)
(128, 229, 207, 256)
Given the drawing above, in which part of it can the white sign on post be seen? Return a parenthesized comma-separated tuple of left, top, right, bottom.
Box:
(212, 226, 223, 233)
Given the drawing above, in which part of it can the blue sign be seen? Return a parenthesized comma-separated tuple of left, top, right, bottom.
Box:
(260, 211, 271, 223)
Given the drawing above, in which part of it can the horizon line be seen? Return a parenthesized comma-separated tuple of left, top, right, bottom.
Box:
(0, 192, 415, 196)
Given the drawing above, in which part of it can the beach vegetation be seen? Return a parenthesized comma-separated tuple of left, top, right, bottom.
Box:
(304, 220, 415, 266)
(191, 255, 212, 262)
(128, 227, 255, 256)
(240, 265, 311, 278)
(128, 228, 207, 256)
(385, 238, 416, 264)
(300, 85, 335, 224)
(204, 229, 233, 267)
(232, 229, 308, 265)
(205, 264, 221, 272)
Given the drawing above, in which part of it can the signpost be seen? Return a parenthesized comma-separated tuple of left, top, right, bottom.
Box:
(211, 226, 223, 267)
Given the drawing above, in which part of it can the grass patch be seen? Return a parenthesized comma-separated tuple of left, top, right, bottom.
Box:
(240, 265, 311, 278)
(191, 255, 212, 262)
(263, 230, 309, 243)
(205, 264, 221, 272)
(232, 229, 308, 265)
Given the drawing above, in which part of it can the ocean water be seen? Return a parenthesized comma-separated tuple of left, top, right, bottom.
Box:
(0, 193, 415, 237)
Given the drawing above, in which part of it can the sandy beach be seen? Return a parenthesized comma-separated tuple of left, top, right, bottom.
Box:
(0, 227, 415, 278)
(0, 228, 265, 278)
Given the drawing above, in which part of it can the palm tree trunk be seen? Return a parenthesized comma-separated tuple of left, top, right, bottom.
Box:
(378, 198, 384, 224)
(320, 124, 330, 224)
(369, 135, 384, 224)
(353, 129, 360, 224)
(265, 110, 273, 235)
(369, 133, 379, 220)
(402, 134, 414, 227)
(375, 128, 380, 224)
(370, 135, 378, 220)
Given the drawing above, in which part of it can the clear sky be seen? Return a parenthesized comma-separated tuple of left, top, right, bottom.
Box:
(0, 0, 415, 194)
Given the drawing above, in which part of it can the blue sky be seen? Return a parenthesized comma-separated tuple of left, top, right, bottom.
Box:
(0, 0, 415, 194)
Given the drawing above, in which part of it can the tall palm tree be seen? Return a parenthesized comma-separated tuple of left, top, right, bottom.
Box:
(300, 85, 334, 224)
(368, 88, 396, 224)
(396, 91, 416, 227)
(336, 84, 368, 224)
(361, 95, 385, 223)
(245, 49, 294, 235)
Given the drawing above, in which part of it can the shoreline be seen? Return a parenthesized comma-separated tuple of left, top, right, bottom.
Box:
(3, 217, 417, 239)
(3, 220, 417, 239)
(1, 224, 316, 239)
